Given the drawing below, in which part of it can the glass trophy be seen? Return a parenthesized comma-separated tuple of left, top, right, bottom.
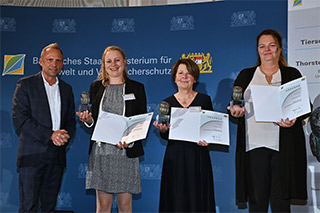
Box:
(230, 86, 244, 108)
(78, 91, 92, 113)
(156, 101, 170, 126)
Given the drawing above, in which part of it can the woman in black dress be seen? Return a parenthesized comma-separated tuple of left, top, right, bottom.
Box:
(153, 58, 216, 212)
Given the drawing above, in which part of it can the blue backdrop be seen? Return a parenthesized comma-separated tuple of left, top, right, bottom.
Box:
(0, 1, 287, 212)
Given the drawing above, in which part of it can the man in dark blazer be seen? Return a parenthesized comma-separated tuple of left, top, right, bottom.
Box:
(12, 43, 76, 212)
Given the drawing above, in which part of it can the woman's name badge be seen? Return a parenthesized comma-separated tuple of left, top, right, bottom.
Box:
(123, 93, 136, 101)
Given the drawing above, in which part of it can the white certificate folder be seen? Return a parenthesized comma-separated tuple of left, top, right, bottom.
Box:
(169, 107, 229, 145)
(250, 76, 311, 122)
(91, 112, 153, 145)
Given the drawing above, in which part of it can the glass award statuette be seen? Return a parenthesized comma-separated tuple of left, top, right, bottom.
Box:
(156, 101, 170, 126)
(230, 86, 244, 108)
(79, 91, 92, 113)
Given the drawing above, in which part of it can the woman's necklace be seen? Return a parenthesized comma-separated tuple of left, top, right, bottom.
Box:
(176, 92, 196, 105)
(180, 99, 187, 105)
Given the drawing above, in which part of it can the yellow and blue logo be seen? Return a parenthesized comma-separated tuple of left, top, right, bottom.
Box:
(2, 54, 25, 76)
(181, 52, 213, 73)
(293, 0, 302, 7)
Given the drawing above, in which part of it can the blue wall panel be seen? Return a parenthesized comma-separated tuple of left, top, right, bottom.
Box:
(0, 1, 287, 212)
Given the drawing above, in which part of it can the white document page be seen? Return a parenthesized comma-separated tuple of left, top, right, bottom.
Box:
(122, 113, 153, 143)
(91, 111, 153, 145)
(169, 107, 229, 145)
(250, 85, 280, 122)
(169, 107, 200, 142)
(200, 110, 229, 145)
(279, 77, 310, 120)
(250, 76, 311, 122)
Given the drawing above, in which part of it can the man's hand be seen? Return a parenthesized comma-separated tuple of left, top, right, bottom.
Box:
(51, 129, 70, 146)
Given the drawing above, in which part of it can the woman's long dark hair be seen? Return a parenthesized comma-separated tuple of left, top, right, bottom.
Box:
(256, 29, 287, 67)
